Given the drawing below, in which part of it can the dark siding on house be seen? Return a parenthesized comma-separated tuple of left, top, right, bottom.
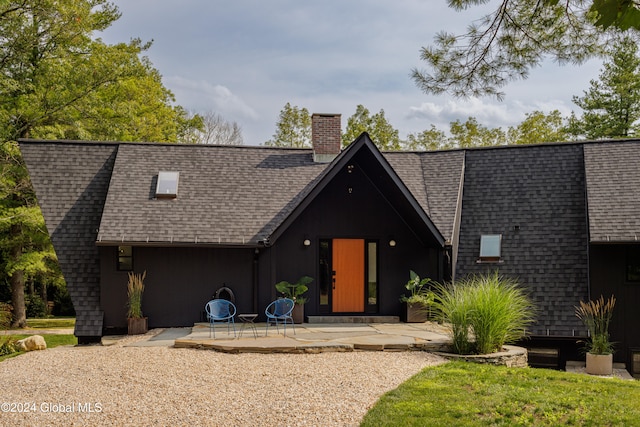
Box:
(590, 244, 640, 364)
(269, 157, 442, 317)
(100, 246, 255, 329)
(19, 142, 118, 339)
(456, 144, 589, 336)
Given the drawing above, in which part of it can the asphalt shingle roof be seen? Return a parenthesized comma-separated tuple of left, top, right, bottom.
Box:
(98, 143, 328, 245)
(584, 140, 640, 242)
(454, 143, 589, 335)
(386, 150, 465, 242)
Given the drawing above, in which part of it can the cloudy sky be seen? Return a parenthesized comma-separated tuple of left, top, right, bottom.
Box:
(99, 0, 603, 145)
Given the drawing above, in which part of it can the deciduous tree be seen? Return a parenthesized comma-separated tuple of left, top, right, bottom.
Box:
(182, 111, 243, 145)
(405, 125, 451, 151)
(0, 0, 201, 326)
(449, 117, 506, 148)
(507, 110, 569, 145)
(342, 105, 401, 150)
(265, 103, 311, 147)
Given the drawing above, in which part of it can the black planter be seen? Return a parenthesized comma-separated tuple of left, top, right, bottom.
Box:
(402, 302, 429, 323)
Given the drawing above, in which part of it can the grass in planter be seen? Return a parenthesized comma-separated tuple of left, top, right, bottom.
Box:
(361, 361, 640, 427)
(0, 334, 77, 363)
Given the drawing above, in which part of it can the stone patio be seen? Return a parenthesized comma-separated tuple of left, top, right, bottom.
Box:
(170, 321, 452, 353)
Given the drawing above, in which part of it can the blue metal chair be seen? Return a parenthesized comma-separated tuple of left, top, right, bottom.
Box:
(265, 298, 296, 337)
(205, 299, 236, 339)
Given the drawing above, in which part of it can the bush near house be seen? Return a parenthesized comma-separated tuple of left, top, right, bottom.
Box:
(433, 271, 535, 355)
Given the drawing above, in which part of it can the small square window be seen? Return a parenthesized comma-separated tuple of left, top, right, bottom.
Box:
(479, 234, 502, 262)
(156, 171, 179, 198)
(627, 246, 640, 282)
(117, 246, 133, 271)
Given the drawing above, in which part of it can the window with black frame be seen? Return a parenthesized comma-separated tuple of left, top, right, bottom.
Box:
(627, 245, 640, 282)
(117, 246, 133, 271)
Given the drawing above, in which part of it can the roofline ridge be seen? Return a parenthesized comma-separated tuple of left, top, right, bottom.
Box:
(17, 138, 315, 151)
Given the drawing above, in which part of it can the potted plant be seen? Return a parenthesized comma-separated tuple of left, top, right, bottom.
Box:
(275, 276, 312, 323)
(575, 295, 616, 375)
(400, 270, 434, 323)
(127, 271, 148, 335)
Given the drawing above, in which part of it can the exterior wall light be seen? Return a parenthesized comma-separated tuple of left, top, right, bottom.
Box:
(389, 239, 396, 247)
(303, 238, 311, 247)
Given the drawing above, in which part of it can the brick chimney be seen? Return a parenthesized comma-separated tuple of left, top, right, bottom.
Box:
(312, 113, 341, 163)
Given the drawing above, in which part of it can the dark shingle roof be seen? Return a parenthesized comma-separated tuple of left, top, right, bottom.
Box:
(98, 143, 328, 245)
(19, 141, 117, 337)
(385, 150, 465, 242)
(584, 140, 640, 242)
(455, 143, 589, 335)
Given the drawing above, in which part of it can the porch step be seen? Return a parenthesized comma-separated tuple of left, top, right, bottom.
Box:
(306, 316, 400, 324)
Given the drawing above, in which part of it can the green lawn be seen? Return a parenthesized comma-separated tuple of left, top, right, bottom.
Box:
(361, 361, 640, 426)
(1, 319, 77, 362)
(25, 317, 75, 329)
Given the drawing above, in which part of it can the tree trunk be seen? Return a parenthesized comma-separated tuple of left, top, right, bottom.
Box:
(41, 282, 48, 314)
(10, 225, 26, 328)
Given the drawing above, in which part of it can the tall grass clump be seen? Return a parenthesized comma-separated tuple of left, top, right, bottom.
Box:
(432, 281, 474, 354)
(433, 271, 536, 355)
(126, 271, 146, 319)
(575, 295, 615, 355)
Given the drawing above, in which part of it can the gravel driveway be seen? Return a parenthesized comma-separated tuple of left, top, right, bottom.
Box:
(1, 334, 446, 426)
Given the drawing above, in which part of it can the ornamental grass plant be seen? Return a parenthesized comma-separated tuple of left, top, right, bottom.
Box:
(432, 280, 474, 354)
(433, 271, 535, 355)
(126, 271, 146, 319)
(575, 295, 616, 355)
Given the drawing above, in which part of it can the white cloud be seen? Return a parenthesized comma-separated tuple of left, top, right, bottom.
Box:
(406, 97, 575, 131)
(164, 76, 259, 120)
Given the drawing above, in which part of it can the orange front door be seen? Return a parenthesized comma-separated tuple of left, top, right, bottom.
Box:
(332, 239, 365, 312)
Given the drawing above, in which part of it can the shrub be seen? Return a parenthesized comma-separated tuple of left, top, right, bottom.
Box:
(0, 303, 17, 357)
(433, 271, 536, 355)
(25, 294, 47, 318)
(0, 338, 17, 356)
(0, 302, 12, 330)
(51, 285, 75, 316)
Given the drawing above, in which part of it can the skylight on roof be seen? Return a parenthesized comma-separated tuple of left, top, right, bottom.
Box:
(156, 171, 179, 198)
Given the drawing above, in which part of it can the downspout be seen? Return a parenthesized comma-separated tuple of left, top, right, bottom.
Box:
(252, 248, 259, 313)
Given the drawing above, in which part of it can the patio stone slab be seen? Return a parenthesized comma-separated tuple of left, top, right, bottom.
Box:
(175, 336, 354, 354)
(333, 333, 419, 351)
(292, 331, 377, 341)
(127, 327, 192, 347)
(296, 324, 378, 333)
